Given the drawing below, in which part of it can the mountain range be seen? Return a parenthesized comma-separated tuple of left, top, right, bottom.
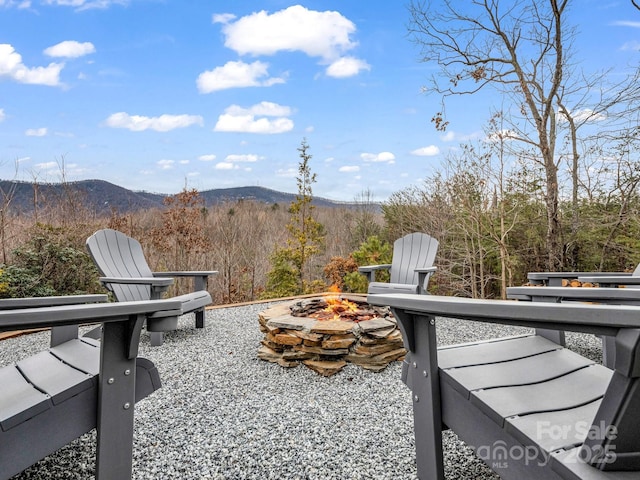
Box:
(0, 179, 358, 215)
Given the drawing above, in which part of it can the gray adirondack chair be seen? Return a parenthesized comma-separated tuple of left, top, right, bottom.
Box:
(368, 292, 640, 480)
(526, 264, 640, 286)
(508, 285, 640, 368)
(0, 297, 183, 480)
(358, 232, 438, 295)
(513, 265, 640, 366)
(86, 229, 216, 346)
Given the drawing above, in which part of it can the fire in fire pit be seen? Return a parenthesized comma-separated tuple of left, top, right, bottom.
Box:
(257, 292, 406, 376)
(289, 294, 390, 323)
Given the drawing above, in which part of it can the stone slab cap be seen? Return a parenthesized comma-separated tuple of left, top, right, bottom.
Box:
(356, 317, 395, 333)
(267, 315, 317, 331)
(310, 320, 354, 335)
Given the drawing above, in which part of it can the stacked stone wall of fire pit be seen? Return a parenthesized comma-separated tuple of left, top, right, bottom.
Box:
(257, 295, 406, 376)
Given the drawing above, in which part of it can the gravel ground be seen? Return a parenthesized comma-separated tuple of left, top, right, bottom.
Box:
(4, 301, 603, 480)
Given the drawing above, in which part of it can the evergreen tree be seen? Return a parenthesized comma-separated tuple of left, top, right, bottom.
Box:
(263, 139, 325, 297)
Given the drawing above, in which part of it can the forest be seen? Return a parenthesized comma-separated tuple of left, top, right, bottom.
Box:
(0, 129, 639, 305)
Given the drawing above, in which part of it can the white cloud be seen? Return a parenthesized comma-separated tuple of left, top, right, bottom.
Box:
(197, 60, 285, 93)
(484, 129, 520, 143)
(339, 165, 360, 172)
(276, 167, 297, 177)
(219, 4, 367, 76)
(611, 21, 640, 28)
(559, 108, 607, 123)
(214, 101, 294, 134)
(0, 108, 5, 122)
(34, 161, 87, 176)
(225, 154, 258, 162)
(0, 44, 63, 86)
(212, 13, 236, 24)
(157, 159, 174, 170)
(361, 151, 396, 164)
(215, 162, 236, 170)
(0, 1, 31, 8)
(43, 0, 129, 11)
(440, 130, 482, 142)
(215, 154, 259, 172)
(228, 101, 292, 117)
(221, 5, 358, 61)
(198, 154, 217, 162)
(25, 127, 47, 137)
(621, 40, 640, 51)
(44, 40, 95, 58)
(104, 112, 204, 132)
(35, 161, 58, 170)
(326, 56, 370, 78)
(410, 145, 440, 156)
(441, 131, 456, 142)
(179, 160, 189, 165)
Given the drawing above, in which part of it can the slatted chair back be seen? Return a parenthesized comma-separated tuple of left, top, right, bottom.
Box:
(389, 232, 439, 285)
(86, 229, 153, 302)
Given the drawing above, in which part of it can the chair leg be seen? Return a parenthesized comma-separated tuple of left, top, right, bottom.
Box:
(602, 335, 616, 369)
(50, 325, 80, 347)
(150, 331, 163, 346)
(195, 309, 205, 329)
(400, 312, 445, 479)
(96, 320, 137, 479)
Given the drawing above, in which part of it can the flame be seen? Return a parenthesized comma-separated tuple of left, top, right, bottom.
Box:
(324, 284, 359, 320)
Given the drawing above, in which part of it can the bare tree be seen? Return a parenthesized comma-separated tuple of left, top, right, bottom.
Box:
(409, 0, 640, 270)
(408, 0, 572, 268)
(0, 160, 20, 264)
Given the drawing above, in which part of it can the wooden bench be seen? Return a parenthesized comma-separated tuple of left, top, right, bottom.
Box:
(367, 293, 640, 479)
(0, 298, 183, 479)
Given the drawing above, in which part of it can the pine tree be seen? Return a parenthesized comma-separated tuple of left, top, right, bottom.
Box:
(263, 139, 325, 297)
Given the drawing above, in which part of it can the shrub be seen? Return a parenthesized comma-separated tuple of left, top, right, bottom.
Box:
(7, 223, 101, 297)
(343, 236, 393, 293)
(0, 264, 56, 298)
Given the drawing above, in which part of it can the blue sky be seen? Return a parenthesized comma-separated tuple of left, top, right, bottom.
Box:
(0, 1, 639, 202)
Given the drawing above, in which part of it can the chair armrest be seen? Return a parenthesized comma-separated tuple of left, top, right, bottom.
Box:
(527, 271, 631, 286)
(0, 294, 108, 309)
(153, 271, 218, 291)
(578, 275, 640, 287)
(0, 299, 182, 333)
(358, 264, 392, 283)
(99, 276, 174, 287)
(99, 276, 173, 299)
(154, 271, 218, 277)
(414, 267, 437, 274)
(415, 267, 437, 294)
(507, 286, 640, 304)
(358, 264, 392, 271)
(367, 293, 640, 337)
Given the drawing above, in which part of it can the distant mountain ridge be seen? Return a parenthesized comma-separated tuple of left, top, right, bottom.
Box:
(0, 179, 358, 215)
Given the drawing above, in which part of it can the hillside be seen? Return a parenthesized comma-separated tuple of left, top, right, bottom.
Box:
(0, 179, 357, 215)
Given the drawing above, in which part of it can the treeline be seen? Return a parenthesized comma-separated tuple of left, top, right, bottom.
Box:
(383, 146, 640, 299)
(0, 170, 637, 304)
(0, 183, 385, 303)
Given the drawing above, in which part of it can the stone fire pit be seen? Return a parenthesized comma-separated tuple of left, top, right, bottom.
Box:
(257, 294, 406, 376)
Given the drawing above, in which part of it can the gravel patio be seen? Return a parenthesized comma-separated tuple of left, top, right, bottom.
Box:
(4, 301, 603, 479)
